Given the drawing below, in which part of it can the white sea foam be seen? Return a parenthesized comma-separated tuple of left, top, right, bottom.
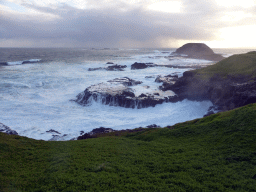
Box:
(0, 50, 216, 141)
(7, 61, 23, 65)
(7, 59, 41, 65)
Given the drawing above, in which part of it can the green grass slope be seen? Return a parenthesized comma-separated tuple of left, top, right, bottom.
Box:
(1, 103, 256, 191)
(193, 51, 256, 79)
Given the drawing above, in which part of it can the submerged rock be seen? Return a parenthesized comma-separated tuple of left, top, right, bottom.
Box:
(74, 77, 178, 109)
(0, 123, 18, 135)
(170, 43, 225, 61)
(88, 64, 127, 71)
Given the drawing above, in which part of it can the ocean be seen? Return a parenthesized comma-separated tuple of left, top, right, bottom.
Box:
(0, 47, 254, 140)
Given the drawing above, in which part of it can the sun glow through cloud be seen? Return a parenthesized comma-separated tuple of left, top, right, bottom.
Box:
(205, 25, 256, 48)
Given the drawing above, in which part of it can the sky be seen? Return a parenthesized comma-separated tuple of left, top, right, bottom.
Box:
(0, 0, 256, 48)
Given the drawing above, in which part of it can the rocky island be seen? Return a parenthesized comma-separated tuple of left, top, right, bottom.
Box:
(74, 77, 178, 108)
(170, 43, 225, 61)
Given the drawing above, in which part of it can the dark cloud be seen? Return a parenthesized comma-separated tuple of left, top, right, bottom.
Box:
(0, 0, 255, 48)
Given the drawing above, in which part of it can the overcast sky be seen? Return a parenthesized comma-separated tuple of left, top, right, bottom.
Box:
(0, 0, 256, 48)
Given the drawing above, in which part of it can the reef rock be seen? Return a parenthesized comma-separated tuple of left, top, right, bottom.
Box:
(171, 43, 225, 61)
(88, 64, 127, 71)
(74, 77, 178, 109)
(131, 62, 156, 70)
(0, 123, 18, 135)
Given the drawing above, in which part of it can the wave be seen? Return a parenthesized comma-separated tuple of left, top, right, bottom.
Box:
(6, 59, 42, 66)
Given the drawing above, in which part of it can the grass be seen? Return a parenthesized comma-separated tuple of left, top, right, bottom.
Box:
(1, 103, 256, 191)
(192, 51, 256, 80)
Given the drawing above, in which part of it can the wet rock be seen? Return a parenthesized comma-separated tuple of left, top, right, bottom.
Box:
(74, 77, 178, 109)
(77, 127, 114, 140)
(46, 129, 61, 134)
(145, 76, 155, 78)
(146, 124, 160, 128)
(163, 71, 256, 112)
(106, 62, 114, 64)
(0, 62, 8, 66)
(88, 64, 127, 71)
(106, 64, 127, 71)
(88, 67, 103, 71)
(77, 133, 97, 140)
(131, 62, 156, 70)
(156, 75, 179, 91)
(107, 77, 142, 86)
(90, 127, 114, 135)
(0, 123, 18, 135)
(155, 75, 178, 83)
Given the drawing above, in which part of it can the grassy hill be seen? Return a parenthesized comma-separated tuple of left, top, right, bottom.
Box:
(193, 51, 256, 80)
(1, 103, 256, 191)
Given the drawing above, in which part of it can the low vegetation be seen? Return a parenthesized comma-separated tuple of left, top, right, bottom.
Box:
(1, 103, 256, 191)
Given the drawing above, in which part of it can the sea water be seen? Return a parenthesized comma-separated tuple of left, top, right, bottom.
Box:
(0, 48, 254, 140)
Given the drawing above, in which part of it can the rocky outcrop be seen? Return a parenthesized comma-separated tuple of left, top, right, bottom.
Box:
(155, 75, 179, 91)
(162, 70, 256, 112)
(0, 123, 18, 135)
(0, 62, 8, 66)
(131, 62, 156, 70)
(88, 64, 127, 71)
(74, 77, 178, 109)
(171, 43, 225, 61)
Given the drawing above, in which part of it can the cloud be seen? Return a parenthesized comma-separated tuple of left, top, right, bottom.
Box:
(0, 0, 256, 48)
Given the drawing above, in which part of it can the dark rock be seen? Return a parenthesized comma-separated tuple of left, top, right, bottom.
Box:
(90, 127, 114, 135)
(88, 67, 104, 71)
(155, 75, 179, 90)
(46, 129, 61, 134)
(77, 133, 96, 140)
(88, 64, 127, 71)
(106, 62, 114, 64)
(155, 75, 178, 83)
(106, 64, 127, 71)
(139, 93, 147, 97)
(171, 43, 225, 61)
(0, 123, 18, 135)
(74, 77, 178, 109)
(145, 76, 155, 78)
(22, 60, 40, 64)
(107, 77, 142, 86)
(0, 62, 8, 66)
(77, 127, 114, 140)
(162, 70, 256, 111)
(146, 124, 160, 128)
(131, 62, 156, 70)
